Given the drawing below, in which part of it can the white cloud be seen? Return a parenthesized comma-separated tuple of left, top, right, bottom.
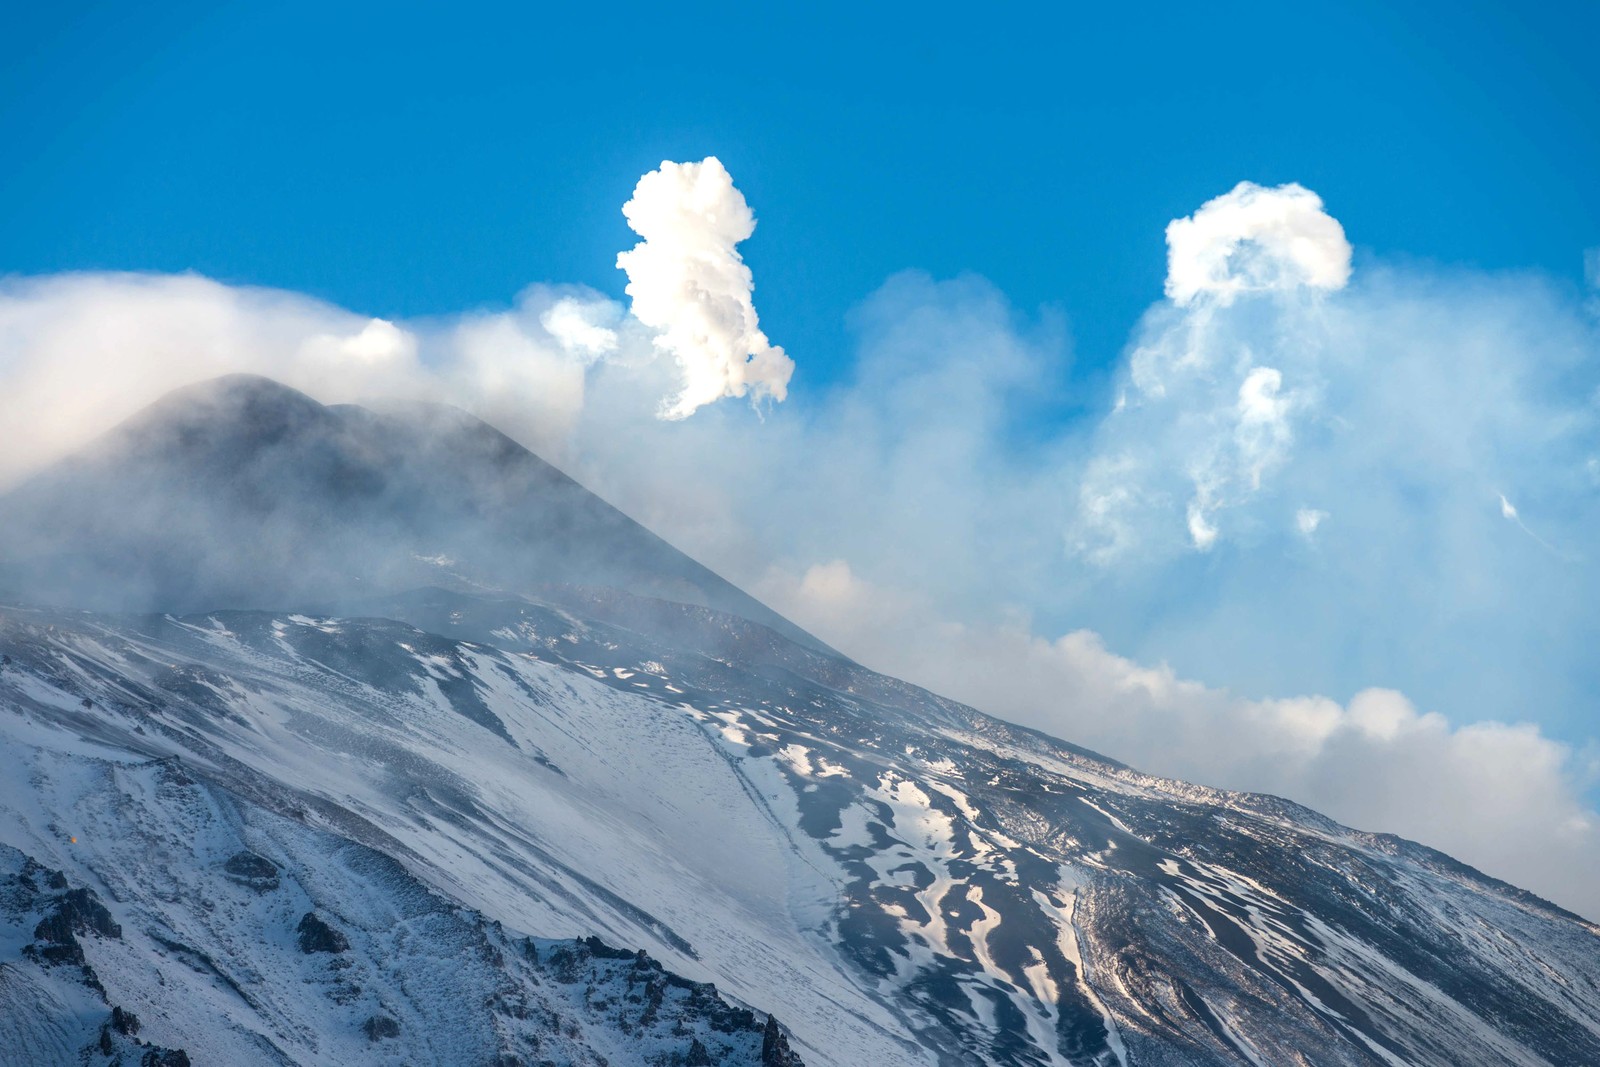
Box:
(616, 157, 794, 419)
(444, 292, 598, 454)
(1083, 186, 1346, 558)
(1295, 507, 1328, 537)
(0, 273, 411, 488)
(1067, 229, 1600, 729)
(540, 296, 619, 359)
(3, 180, 1599, 919)
(1187, 502, 1219, 551)
(0, 274, 654, 487)
(1165, 181, 1351, 306)
(1235, 365, 1291, 489)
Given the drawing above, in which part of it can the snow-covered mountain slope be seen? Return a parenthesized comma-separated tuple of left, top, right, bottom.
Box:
(1, 376, 1597, 1066)
(3, 594, 1597, 1067)
(0, 640, 805, 1067)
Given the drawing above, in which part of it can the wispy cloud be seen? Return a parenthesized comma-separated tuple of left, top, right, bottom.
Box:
(1, 177, 1598, 915)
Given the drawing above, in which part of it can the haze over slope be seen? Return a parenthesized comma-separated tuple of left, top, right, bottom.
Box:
(0, 373, 827, 655)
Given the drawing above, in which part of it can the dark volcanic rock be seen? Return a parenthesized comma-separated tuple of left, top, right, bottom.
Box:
(111, 1005, 141, 1035)
(27, 882, 121, 967)
(140, 1050, 191, 1067)
(762, 1014, 802, 1067)
(296, 911, 349, 954)
(222, 850, 280, 891)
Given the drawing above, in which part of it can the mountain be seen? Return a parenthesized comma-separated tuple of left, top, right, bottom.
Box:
(0, 374, 828, 654)
(1, 377, 1597, 1067)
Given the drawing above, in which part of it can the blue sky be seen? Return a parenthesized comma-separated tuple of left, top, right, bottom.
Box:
(4, 1, 1597, 393)
(5, 1, 1600, 908)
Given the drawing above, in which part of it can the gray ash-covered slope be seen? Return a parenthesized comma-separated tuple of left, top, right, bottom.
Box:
(1, 376, 1598, 1067)
(0, 373, 827, 654)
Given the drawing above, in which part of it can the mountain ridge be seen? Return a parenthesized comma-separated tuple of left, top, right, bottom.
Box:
(0, 373, 835, 657)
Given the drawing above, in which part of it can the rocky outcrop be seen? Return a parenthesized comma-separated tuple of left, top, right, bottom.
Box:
(221, 850, 280, 891)
(529, 936, 806, 1066)
(296, 911, 349, 954)
(1, 847, 193, 1066)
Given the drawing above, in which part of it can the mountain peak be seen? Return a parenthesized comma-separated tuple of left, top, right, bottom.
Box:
(114, 372, 332, 445)
(0, 375, 831, 653)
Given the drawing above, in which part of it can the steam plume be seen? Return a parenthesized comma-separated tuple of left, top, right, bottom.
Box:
(617, 157, 794, 419)
(1165, 181, 1351, 305)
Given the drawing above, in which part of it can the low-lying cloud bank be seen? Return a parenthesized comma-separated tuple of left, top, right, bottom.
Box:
(2, 172, 1599, 917)
(0, 156, 783, 486)
(759, 559, 1600, 916)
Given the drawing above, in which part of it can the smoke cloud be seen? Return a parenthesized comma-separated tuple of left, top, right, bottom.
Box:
(0, 157, 790, 486)
(1164, 181, 1351, 305)
(617, 157, 794, 419)
(0, 273, 648, 487)
(2, 178, 1599, 917)
(563, 243, 1600, 915)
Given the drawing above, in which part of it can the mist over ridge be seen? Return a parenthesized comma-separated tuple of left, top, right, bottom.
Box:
(0, 372, 826, 655)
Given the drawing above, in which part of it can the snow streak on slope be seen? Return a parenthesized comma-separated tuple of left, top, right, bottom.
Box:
(2, 594, 1599, 1067)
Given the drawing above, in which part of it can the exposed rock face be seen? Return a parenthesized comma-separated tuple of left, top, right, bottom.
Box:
(526, 935, 801, 1063)
(295, 911, 350, 954)
(763, 1013, 804, 1067)
(222, 850, 280, 891)
(18, 864, 121, 973)
(0, 848, 193, 1065)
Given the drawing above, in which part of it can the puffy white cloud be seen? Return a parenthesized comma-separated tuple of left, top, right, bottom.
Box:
(1077, 186, 1348, 558)
(1060, 202, 1600, 738)
(616, 157, 794, 419)
(1165, 181, 1351, 305)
